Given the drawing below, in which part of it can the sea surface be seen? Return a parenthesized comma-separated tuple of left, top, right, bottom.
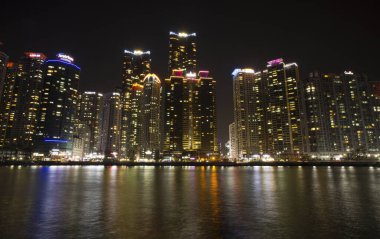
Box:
(0, 166, 379, 238)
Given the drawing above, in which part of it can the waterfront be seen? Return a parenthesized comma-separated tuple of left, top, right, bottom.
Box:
(0, 166, 379, 238)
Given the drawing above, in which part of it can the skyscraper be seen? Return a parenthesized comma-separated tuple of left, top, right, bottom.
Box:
(162, 70, 218, 160)
(101, 90, 122, 159)
(231, 59, 308, 161)
(36, 53, 80, 160)
(266, 59, 308, 159)
(194, 71, 218, 157)
(141, 73, 161, 160)
(303, 71, 379, 157)
(232, 68, 267, 159)
(121, 50, 151, 159)
(303, 72, 343, 156)
(0, 62, 17, 150)
(168, 32, 197, 73)
(0, 51, 9, 103)
(77, 91, 104, 155)
(0, 52, 46, 160)
(341, 71, 378, 153)
(127, 83, 143, 160)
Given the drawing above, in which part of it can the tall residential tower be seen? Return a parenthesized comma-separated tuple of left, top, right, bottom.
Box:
(168, 32, 197, 73)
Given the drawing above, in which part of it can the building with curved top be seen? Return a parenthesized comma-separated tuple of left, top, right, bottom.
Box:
(35, 53, 80, 160)
(141, 73, 161, 160)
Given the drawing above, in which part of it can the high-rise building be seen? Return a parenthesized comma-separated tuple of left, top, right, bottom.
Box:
(101, 90, 122, 159)
(266, 59, 308, 159)
(141, 74, 161, 160)
(162, 70, 218, 160)
(304, 72, 343, 155)
(195, 71, 218, 157)
(231, 59, 308, 160)
(168, 32, 197, 73)
(303, 71, 379, 157)
(77, 91, 103, 155)
(232, 68, 267, 159)
(0, 62, 17, 149)
(0, 51, 9, 103)
(127, 83, 143, 160)
(0, 53, 46, 157)
(121, 50, 151, 159)
(341, 71, 378, 153)
(36, 53, 80, 160)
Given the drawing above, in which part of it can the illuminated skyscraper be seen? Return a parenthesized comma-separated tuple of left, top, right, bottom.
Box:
(266, 59, 308, 159)
(36, 53, 80, 159)
(231, 59, 308, 160)
(304, 71, 379, 157)
(101, 90, 122, 160)
(0, 52, 46, 159)
(232, 68, 267, 159)
(341, 71, 378, 153)
(0, 51, 9, 103)
(195, 71, 218, 157)
(121, 50, 150, 159)
(162, 70, 217, 160)
(0, 62, 17, 149)
(168, 32, 197, 73)
(77, 91, 104, 154)
(141, 74, 161, 160)
(304, 72, 343, 155)
(127, 83, 143, 160)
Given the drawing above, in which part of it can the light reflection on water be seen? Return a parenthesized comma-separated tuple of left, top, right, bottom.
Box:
(0, 166, 379, 238)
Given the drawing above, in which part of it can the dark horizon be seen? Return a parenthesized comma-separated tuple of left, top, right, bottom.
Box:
(1, 0, 379, 144)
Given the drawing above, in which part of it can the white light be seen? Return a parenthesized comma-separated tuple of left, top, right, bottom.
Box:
(232, 68, 255, 77)
(124, 50, 151, 55)
(344, 71, 354, 75)
(186, 72, 196, 78)
(170, 31, 196, 37)
(57, 53, 74, 63)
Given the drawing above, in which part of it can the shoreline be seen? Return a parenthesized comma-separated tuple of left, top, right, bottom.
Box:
(0, 161, 379, 167)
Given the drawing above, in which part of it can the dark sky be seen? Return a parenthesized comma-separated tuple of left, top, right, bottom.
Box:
(1, 0, 379, 145)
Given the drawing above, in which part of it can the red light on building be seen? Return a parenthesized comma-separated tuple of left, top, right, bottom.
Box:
(199, 71, 210, 78)
(172, 69, 184, 77)
(131, 84, 144, 91)
(7, 62, 14, 68)
(25, 52, 47, 60)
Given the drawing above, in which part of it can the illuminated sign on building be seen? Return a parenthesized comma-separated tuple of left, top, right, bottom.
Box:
(344, 71, 354, 75)
(124, 50, 151, 55)
(57, 53, 74, 63)
(25, 52, 46, 59)
(267, 58, 284, 66)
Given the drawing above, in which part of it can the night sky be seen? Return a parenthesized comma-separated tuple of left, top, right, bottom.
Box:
(1, 0, 379, 145)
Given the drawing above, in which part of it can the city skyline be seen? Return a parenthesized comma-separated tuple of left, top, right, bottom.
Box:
(1, 0, 379, 144)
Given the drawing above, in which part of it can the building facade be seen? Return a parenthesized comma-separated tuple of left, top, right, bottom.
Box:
(141, 74, 161, 160)
(232, 59, 309, 160)
(168, 32, 197, 73)
(35, 53, 80, 160)
(0, 52, 46, 160)
(0, 51, 9, 103)
(121, 50, 151, 159)
(304, 71, 379, 158)
(77, 91, 103, 155)
(101, 91, 122, 160)
(162, 70, 218, 160)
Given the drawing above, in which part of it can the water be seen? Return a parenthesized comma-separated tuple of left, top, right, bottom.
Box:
(0, 166, 379, 238)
